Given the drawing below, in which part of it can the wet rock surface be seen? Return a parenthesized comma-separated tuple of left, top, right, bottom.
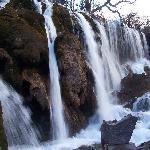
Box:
(101, 114, 138, 146)
(118, 72, 150, 103)
(138, 141, 150, 150)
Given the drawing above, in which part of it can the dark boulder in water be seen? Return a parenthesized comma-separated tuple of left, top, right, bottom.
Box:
(0, 102, 8, 150)
(101, 114, 137, 147)
(118, 71, 150, 103)
(138, 141, 150, 150)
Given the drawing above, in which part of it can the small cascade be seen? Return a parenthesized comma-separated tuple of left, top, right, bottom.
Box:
(76, 13, 114, 121)
(124, 27, 145, 61)
(33, 0, 68, 140)
(0, 79, 39, 146)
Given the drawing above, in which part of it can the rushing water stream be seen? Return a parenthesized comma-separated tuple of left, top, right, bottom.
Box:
(1, 0, 150, 149)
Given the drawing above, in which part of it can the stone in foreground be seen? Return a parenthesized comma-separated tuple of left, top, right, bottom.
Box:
(101, 114, 138, 147)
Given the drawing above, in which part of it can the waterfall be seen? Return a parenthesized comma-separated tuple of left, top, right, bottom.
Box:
(96, 21, 123, 91)
(1, 0, 150, 148)
(0, 79, 39, 146)
(33, 0, 68, 140)
(124, 27, 145, 61)
(77, 13, 114, 121)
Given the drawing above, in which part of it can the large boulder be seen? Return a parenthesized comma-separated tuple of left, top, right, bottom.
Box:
(0, 102, 8, 150)
(138, 141, 150, 150)
(101, 114, 138, 147)
(118, 72, 150, 103)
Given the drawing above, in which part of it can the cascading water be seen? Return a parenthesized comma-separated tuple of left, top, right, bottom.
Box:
(76, 13, 114, 121)
(0, 79, 39, 147)
(95, 21, 123, 91)
(76, 14, 150, 148)
(124, 27, 145, 61)
(33, 0, 68, 140)
(1, 0, 150, 148)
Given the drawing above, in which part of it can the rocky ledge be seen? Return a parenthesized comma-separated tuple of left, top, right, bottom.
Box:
(118, 67, 150, 103)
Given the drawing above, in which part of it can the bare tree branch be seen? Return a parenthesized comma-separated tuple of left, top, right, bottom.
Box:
(91, 0, 110, 13)
(109, 0, 136, 7)
(106, 5, 122, 19)
(91, 0, 136, 15)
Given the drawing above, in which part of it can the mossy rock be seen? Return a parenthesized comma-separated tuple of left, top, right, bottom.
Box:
(17, 8, 46, 36)
(0, 103, 8, 150)
(8, 0, 35, 10)
(52, 4, 73, 33)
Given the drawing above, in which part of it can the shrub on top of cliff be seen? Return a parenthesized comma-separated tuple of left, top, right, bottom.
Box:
(52, 4, 73, 34)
